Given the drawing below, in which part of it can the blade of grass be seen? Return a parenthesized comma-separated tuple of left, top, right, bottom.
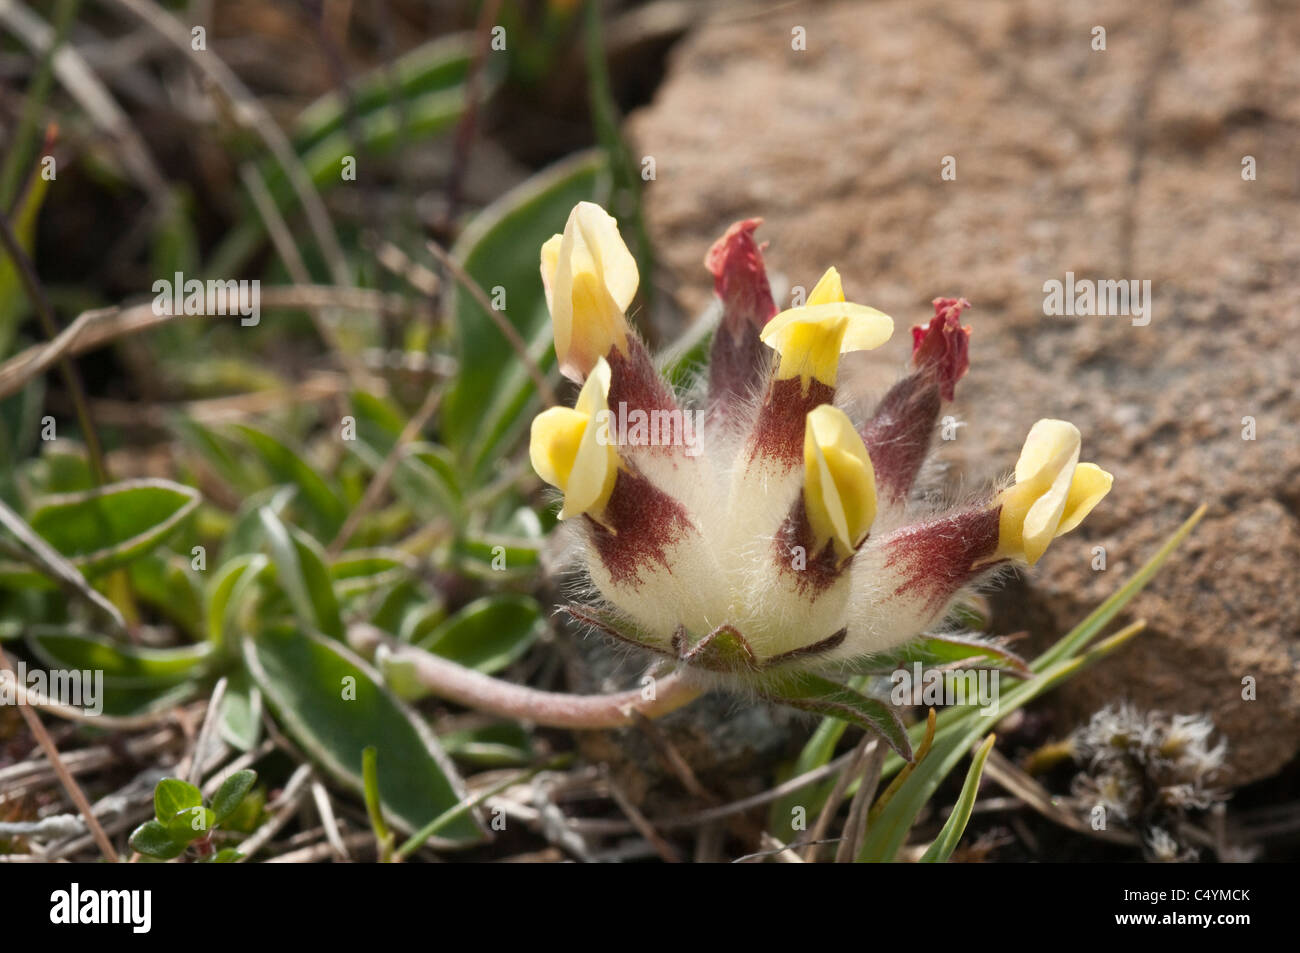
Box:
(918, 733, 995, 862)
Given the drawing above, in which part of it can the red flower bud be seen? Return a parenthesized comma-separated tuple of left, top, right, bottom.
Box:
(910, 297, 972, 402)
(705, 219, 778, 338)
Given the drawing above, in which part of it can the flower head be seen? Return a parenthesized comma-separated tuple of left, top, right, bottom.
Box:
(540, 202, 638, 382)
(529, 357, 618, 521)
(760, 268, 893, 394)
(995, 419, 1113, 564)
(528, 203, 1112, 758)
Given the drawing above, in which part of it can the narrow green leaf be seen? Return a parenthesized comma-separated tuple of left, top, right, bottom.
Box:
(259, 508, 343, 640)
(26, 628, 210, 689)
(918, 734, 996, 863)
(233, 425, 346, 537)
(218, 668, 263, 752)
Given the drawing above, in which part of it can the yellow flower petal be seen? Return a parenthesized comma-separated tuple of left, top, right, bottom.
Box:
(761, 299, 893, 392)
(544, 202, 637, 382)
(529, 407, 588, 490)
(807, 266, 845, 306)
(540, 234, 562, 313)
(996, 419, 1111, 564)
(803, 404, 877, 560)
(528, 357, 619, 520)
(1057, 462, 1113, 535)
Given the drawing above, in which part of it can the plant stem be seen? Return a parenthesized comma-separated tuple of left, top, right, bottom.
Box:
(0, 209, 107, 484)
(350, 625, 704, 729)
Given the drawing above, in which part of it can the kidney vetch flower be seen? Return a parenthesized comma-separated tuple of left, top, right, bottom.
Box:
(528, 201, 1113, 756)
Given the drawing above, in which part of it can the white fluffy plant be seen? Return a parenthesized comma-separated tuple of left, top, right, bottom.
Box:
(529, 203, 1112, 758)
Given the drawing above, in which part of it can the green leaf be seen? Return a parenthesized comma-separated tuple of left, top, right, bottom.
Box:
(128, 554, 204, 639)
(218, 668, 263, 752)
(259, 509, 343, 640)
(128, 819, 186, 860)
(25, 628, 210, 689)
(346, 439, 463, 527)
(919, 734, 995, 863)
(217, 485, 294, 564)
(442, 151, 608, 481)
(367, 578, 444, 642)
(414, 594, 543, 674)
(212, 769, 258, 824)
(764, 672, 912, 762)
(166, 805, 216, 842)
(233, 425, 347, 537)
(243, 624, 482, 844)
(210, 848, 243, 863)
(205, 554, 270, 652)
(0, 479, 200, 585)
(330, 549, 413, 598)
(347, 390, 407, 451)
(173, 416, 268, 497)
(453, 534, 540, 578)
(154, 778, 203, 823)
(875, 632, 1031, 677)
(293, 35, 476, 152)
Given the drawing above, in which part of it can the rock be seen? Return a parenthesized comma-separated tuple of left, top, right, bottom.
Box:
(627, 0, 1300, 784)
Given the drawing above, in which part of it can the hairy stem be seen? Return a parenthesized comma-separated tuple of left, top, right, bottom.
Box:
(350, 625, 704, 729)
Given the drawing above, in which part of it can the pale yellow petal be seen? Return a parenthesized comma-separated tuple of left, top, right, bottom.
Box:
(548, 204, 633, 381)
(540, 234, 562, 314)
(761, 303, 895, 355)
(1056, 463, 1113, 536)
(572, 201, 638, 310)
(807, 267, 845, 306)
(529, 407, 589, 491)
(530, 357, 618, 520)
(997, 419, 1110, 564)
(804, 405, 877, 559)
(1014, 419, 1080, 484)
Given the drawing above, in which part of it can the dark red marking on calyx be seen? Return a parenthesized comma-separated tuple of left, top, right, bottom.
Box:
(587, 466, 694, 589)
(607, 336, 677, 418)
(748, 377, 834, 468)
(708, 322, 772, 424)
(882, 506, 1002, 614)
(774, 496, 848, 597)
(861, 372, 942, 503)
